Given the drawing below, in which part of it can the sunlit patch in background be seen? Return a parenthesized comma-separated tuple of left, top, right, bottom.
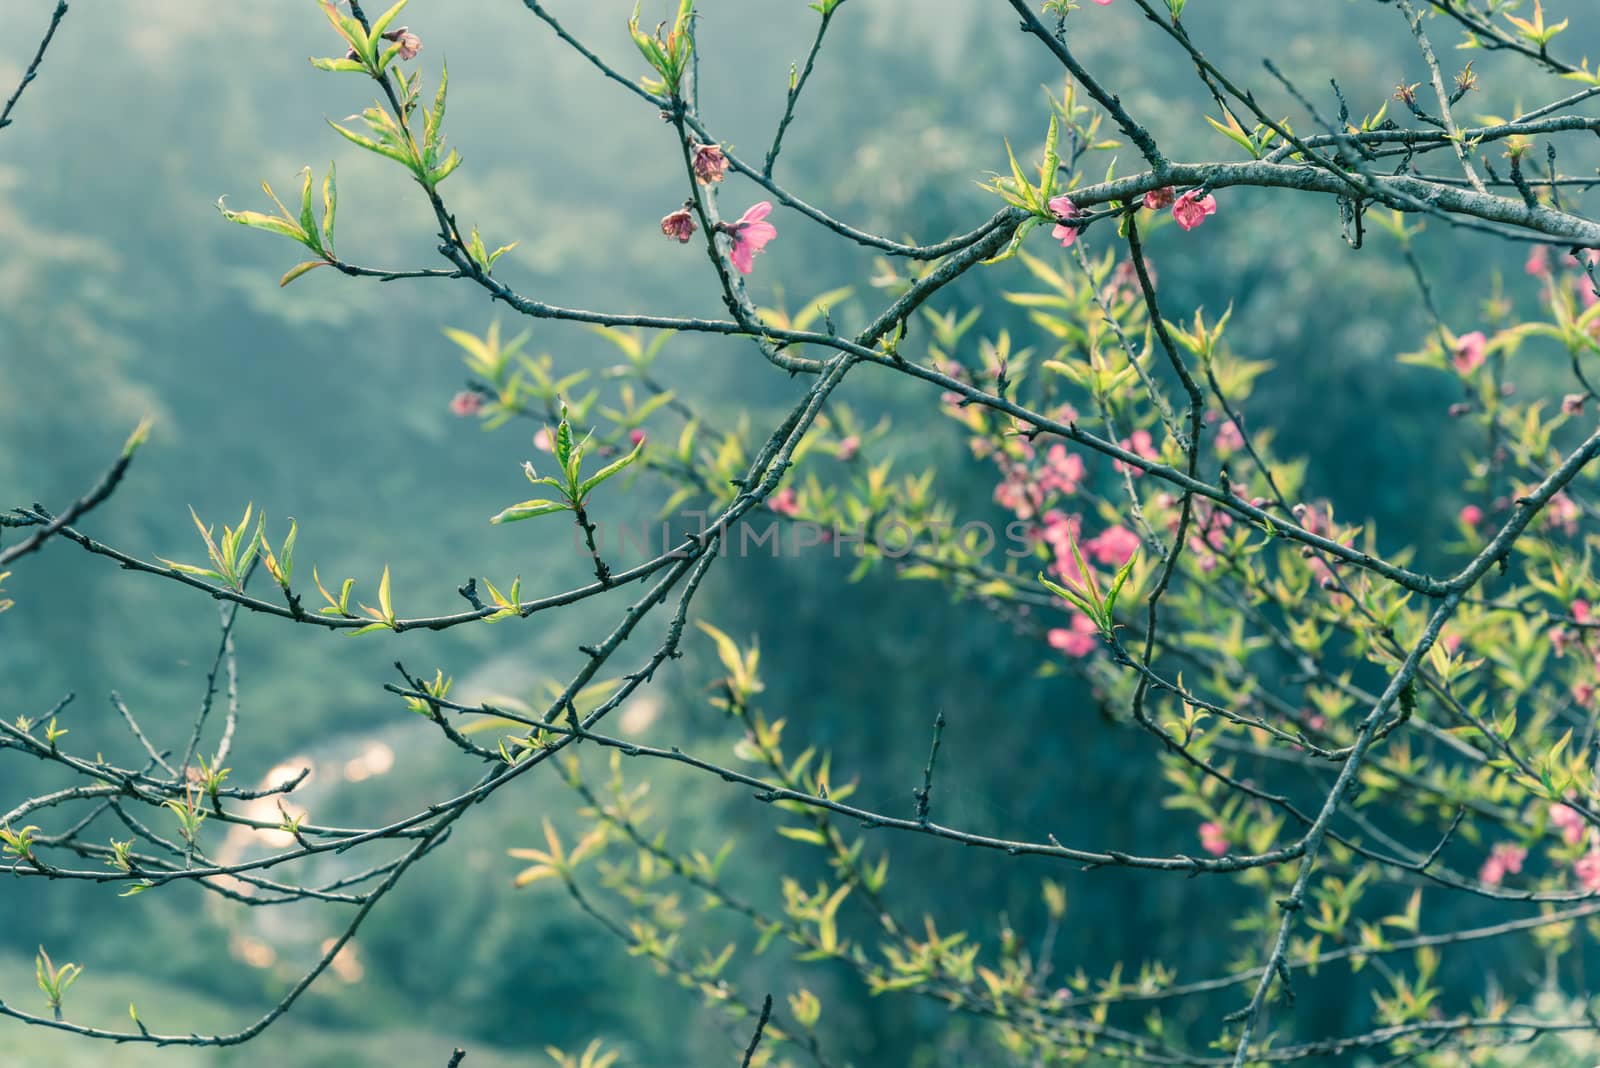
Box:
(203, 732, 416, 983)
(617, 693, 660, 736)
(343, 741, 395, 783)
(229, 932, 276, 970)
(320, 938, 366, 984)
(226, 758, 316, 851)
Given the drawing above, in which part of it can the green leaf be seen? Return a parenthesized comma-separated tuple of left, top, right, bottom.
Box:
(578, 440, 644, 499)
(216, 202, 305, 244)
(377, 564, 395, 624)
(1003, 137, 1041, 213)
(984, 217, 1040, 266)
(1204, 113, 1258, 158)
(1040, 114, 1061, 200)
(427, 62, 449, 151)
(428, 149, 462, 185)
(1104, 551, 1139, 618)
(321, 162, 337, 252)
(309, 56, 369, 73)
(555, 413, 574, 467)
(121, 418, 153, 458)
(327, 119, 414, 167)
(369, 0, 409, 42)
(777, 826, 827, 845)
(154, 557, 225, 582)
(296, 167, 322, 255)
(490, 499, 570, 524)
(280, 260, 327, 287)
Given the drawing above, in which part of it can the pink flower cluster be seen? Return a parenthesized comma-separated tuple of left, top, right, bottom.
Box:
(967, 411, 1149, 661)
(768, 486, 800, 517)
(1555, 800, 1600, 891)
(1478, 842, 1525, 887)
(660, 192, 778, 277)
(1472, 844, 1523, 882)
(1040, 512, 1139, 658)
(1198, 821, 1228, 857)
(1577, 851, 1600, 891)
(1048, 613, 1100, 657)
(1547, 600, 1590, 660)
(1451, 331, 1487, 374)
(994, 442, 1084, 521)
(1148, 494, 1234, 573)
(1546, 491, 1580, 537)
(1473, 804, 1600, 890)
(1050, 186, 1219, 248)
(1142, 186, 1218, 231)
(1528, 245, 1600, 312)
(1102, 258, 1153, 304)
(1551, 802, 1587, 846)
(1551, 804, 1600, 893)
(1113, 428, 1161, 476)
(1211, 414, 1245, 457)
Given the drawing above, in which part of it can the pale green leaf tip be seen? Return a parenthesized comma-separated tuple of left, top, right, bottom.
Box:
(122, 418, 154, 458)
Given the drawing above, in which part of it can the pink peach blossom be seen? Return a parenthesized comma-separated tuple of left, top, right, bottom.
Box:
(1172, 189, 1217, 231)
(1459, 504, 1482, 528)
(995, 464, 1045, 520)
(1084, 525, 1140, 567)
(690, 141, 728, 184)
(1564, 393, 1587, 416)
(1577, 271, 1600, 309)
(1048, 613, 1100, 657)
(1551, 803, 1587, 846)
(768, 486, 800, 517)
(381, 26, 421, 60)
(533, 427, 555, 452)
(1451, 331, 1488, 374)
(1214, 419, 1245, 455)
(1546, 491, 1580, 536)
(1526, 245, 1552, 278)
(1039, 444, 1085, 497)
(1198, 821, 1228, 857)
(660, 205, 697, 244)
(1047, 195, 1085, 248)
(1114, 429, 1160, 477)
(1576, 850, 1600, 891)
(1293, 501, 1329, 537)
(726, 202, 777, 274)
(628, 429, 647, 447)
(1041, 511, 1086, 585)
(1103, 258, 1152, 303)
(1479, 843, 1525, 887)
(449, 391, 483, 417)
(1143, 186, 1176, 210)
(837, 435, 860, 461)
